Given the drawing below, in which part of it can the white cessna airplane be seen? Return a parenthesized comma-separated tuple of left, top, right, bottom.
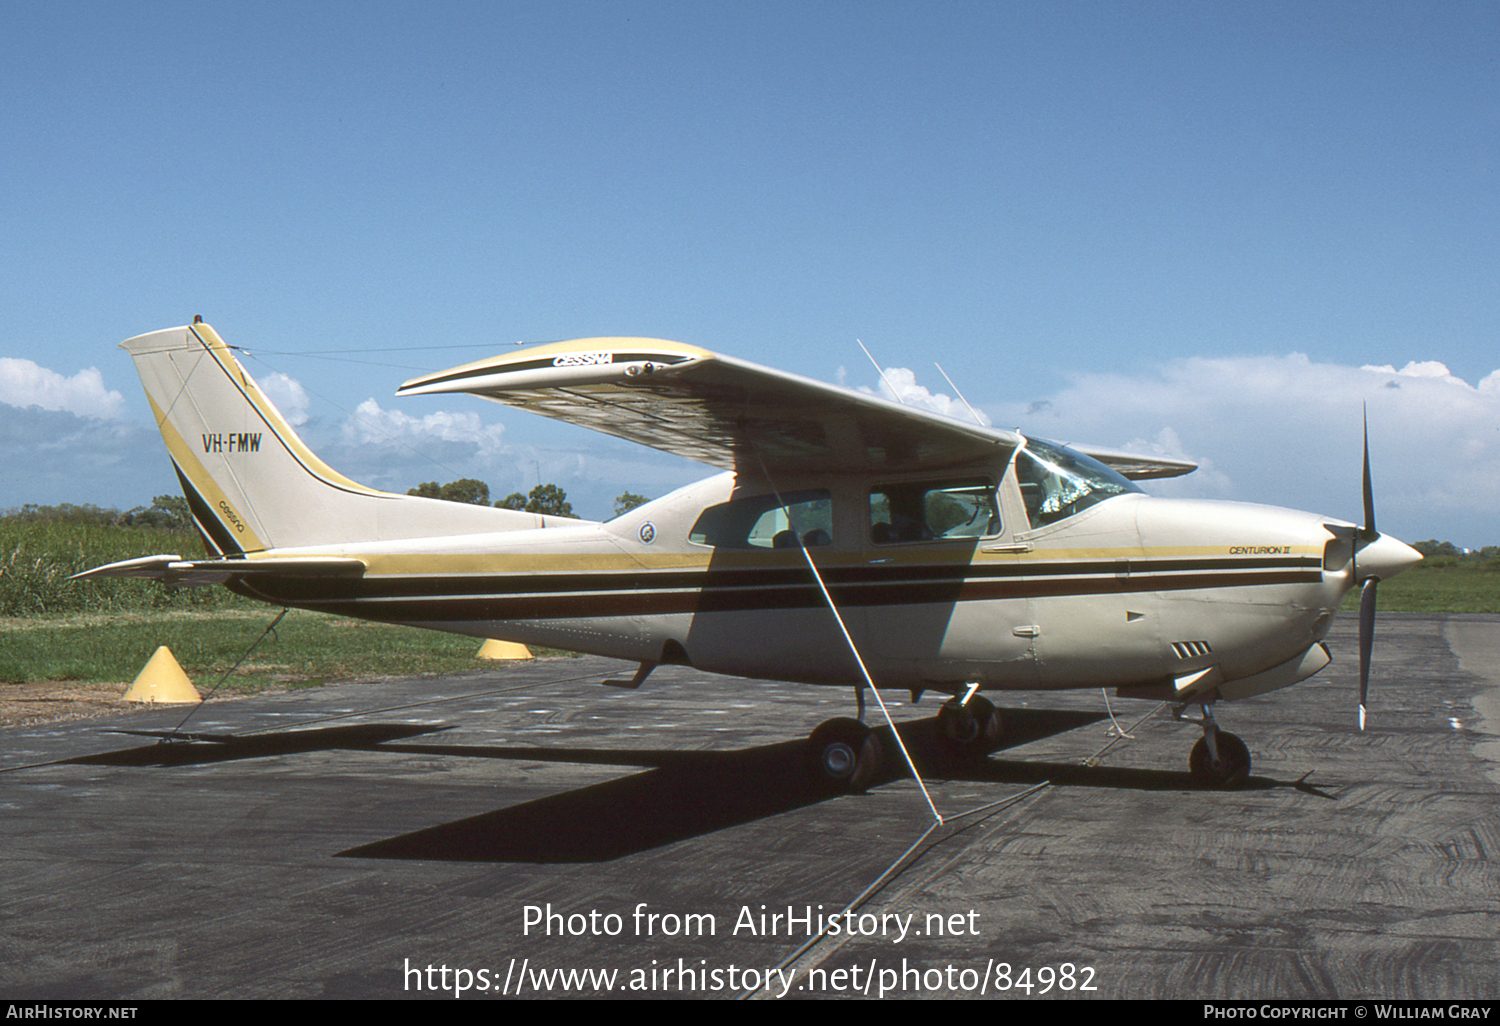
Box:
(81, 320, 1421, 791)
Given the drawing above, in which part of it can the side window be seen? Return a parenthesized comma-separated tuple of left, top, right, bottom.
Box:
(689, 490, 833, 549)
(869, 480, 999, 544)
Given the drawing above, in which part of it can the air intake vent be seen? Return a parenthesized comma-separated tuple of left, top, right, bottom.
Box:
(1172, 640, 1213, 660)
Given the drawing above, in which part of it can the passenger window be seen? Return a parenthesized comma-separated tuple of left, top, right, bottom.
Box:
(689, 490, 833, 549)
(869, 481, 999, 544)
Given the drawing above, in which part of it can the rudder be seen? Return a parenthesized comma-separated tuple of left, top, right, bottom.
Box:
(122, 322, 559, 553)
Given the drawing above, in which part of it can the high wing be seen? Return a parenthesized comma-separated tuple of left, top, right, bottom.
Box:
(399, 338, 1195, 480)
(400, 338, 1025, 476)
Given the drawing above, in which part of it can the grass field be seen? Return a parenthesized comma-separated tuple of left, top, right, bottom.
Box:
(5, 513, 1498, 686)
(0, 517, 244, 617)
(0, 514, 566, 687)
(0, 608, 528, 689)
(1341, 564, 1500, 613)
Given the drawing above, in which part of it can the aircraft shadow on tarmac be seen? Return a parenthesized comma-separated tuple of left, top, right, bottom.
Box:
(338, 707, 1326, 864)
(48, 709, 1328, 863)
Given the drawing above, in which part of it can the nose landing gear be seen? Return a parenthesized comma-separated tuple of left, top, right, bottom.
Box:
(1176, 702, 1251, 787)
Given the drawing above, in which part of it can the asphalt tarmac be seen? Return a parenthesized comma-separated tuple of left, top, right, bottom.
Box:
(1, 613, 1496, 1000)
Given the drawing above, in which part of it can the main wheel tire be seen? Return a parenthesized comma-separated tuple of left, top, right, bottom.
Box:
(807, 718, 884, 793)
(937, 695, 1003, 758)
(1189, 731, 1251, 787)
(973, 696, 1004, 752)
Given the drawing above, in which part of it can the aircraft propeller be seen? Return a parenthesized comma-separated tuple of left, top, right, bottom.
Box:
(1342, 407, 1422, 730)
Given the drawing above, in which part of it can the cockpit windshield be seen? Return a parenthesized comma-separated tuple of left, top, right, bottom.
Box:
(1014, 437, 1141, 529)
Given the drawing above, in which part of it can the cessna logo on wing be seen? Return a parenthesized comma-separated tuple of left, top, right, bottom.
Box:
(553, 352, 613, 367)
(202, 433, 262, 454)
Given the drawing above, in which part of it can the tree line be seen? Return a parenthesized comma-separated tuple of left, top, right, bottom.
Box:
(1, 497, 191, 531)
(2, 483, 654, 529)
(1, 502, 1491, 559)
(1411, 540, 1500, 569)
(405, 479, 650, 519)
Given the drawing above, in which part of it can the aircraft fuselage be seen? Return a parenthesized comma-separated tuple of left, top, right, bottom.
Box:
(231, 456, 1371, 703)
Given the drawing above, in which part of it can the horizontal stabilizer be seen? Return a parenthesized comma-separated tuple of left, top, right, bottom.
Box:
(73, 554, 366, 587)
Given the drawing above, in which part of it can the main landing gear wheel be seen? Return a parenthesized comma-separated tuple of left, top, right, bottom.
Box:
(806, 717, 884, 794)
(1189, 731, 1251, 788)
(936, 695, 1003, 759)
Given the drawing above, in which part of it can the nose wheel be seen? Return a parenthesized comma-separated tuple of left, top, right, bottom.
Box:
(1176, 701, 1252, 787)
(1189, 730, 1251, 787)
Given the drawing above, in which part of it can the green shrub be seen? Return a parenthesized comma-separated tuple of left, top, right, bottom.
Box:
(0, 514, 248, 617)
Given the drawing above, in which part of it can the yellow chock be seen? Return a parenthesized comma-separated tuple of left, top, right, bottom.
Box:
(123, 646, 202, 704)
(477, 639, 533, 661)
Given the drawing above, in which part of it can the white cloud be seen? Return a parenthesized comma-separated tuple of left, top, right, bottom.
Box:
(981, 353, 1500, 546)
(342, 398, 508, 456)
(313, 402, 705, 518)
(258, 372, 311, 427)
(860, 366, 991, 425)
(1360, 359, 1464, 385)
(0, 405, 175, 509)
(1120, 425, 1234, 500)
(0, 359, 124, 419)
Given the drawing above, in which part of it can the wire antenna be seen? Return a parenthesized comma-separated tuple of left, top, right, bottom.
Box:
(856, 339, 907, 406)
(934, 362, 985, 426)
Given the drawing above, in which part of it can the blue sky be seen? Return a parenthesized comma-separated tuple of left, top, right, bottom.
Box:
(3, 1, 1497, 545)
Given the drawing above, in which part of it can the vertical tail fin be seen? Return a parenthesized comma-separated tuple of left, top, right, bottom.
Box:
(122, 322, 559, 553)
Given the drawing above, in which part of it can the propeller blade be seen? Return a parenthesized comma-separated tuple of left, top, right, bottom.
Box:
(1361, 404, 1377, 543)
(1358, 576, 1378, 731)
(1356, 404, 1380, 730)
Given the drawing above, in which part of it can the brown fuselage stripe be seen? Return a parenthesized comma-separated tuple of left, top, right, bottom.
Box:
(232, 560, 1324, 623)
